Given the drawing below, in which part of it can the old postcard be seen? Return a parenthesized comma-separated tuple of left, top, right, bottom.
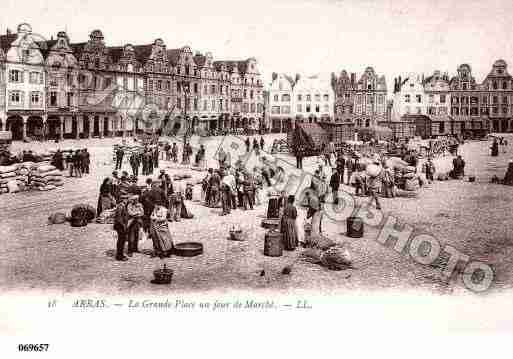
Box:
(1, 0, 512, 357)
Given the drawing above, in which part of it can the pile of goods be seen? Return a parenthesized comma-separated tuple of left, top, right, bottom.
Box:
(301, 236, 352, 271)
(0, 163, 65, 194)
(270, 139, 290, 154)
(0, 165, 23, 194)
(31, 164, 64, 191)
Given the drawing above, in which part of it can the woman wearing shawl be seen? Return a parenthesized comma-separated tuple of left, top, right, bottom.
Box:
(97, 177, 116, 217)
(149, 203, 173, 258)
(280, 195, 298, 250)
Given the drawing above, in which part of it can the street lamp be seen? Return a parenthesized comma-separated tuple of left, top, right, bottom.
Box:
(178, 80, 190, 145)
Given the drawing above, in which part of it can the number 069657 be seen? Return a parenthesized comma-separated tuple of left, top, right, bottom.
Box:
(18, 344, 49, 352)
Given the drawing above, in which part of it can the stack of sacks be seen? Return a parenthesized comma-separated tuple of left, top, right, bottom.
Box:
(14, 162, 32, 191)
(0, 165, 18, 194)
(31, 164, 63, 191)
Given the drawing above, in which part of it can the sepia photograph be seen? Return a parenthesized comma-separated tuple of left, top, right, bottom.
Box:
(1, 0, 512, 357)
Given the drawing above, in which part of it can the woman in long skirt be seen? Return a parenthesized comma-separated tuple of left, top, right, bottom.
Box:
(150, 204, 173, 258)
(280, 195, 299, 250)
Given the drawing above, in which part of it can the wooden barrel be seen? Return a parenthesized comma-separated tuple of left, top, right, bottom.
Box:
(266, 196, 281, 219)
(264, 230, 283, 257)
(347, 216, 364, 238)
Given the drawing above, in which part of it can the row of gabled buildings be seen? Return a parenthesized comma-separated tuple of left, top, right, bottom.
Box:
(392, 60, 513, 136)
(267, 66, 388, 133)
(0, 23, 264, 141)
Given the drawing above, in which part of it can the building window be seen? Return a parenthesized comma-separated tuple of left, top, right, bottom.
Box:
(250, 103, 255, 113)
(462, 83, 467, 90)
(324, 104, 329, 112)
(493, 96, 498, 104)
(493, 107, 498, 114)
(306, 104, 311, 113)
(416, 95, 422, 103)
(30, 91, 40, 106)
(177, 98, 181, 109)
(323, 94, 329, 101)
(212, 85, 216, 94)
(416, 107, 422, 114)
(297, 94, 302, 101)
(440, 94, 446, 103)
(203, 100, 207, 111)
(148, 80, 154, 91)
(503, 82, 508, 90)
(306, 94, 311, 101)
(440, 122, 445, 133)
(282, 105, 290, 114)
(282, 94, 290, 102)
(493, 81, 498, 90)
(212, 100, 216, 111)
(9, 69, 22, 83)
(8, 91, 21, 106)
(315, 94, 321, 101)
(29, 72, 40, 84)
(344, 93, 350, 100)
(157, 80, 162, 90)
(503, 96, 508, 104)
(315, 105, 320, 113)
(405, 94, 410, 103)
(297, 104, 302, 112)
(67, 92, 73, 107)
(220, 99, 224, 111)
(49, 91, 57, 106)
(250, 90, 254, 99)
(439, 107, 447, 115)
(273, 95, 279, 102)
(452, 107, 459, 115)
(194, 83, 198, 93)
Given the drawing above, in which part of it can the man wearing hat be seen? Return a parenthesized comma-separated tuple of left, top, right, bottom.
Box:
(366, 160, 383, 210)
(113, 194, 131, 261)
(126, 195, 144, 256)
(329, 167, 340, 205)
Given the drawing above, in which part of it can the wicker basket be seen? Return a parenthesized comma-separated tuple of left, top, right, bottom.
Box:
(153, 266, 174, 284)
(229, 230, 244, 241)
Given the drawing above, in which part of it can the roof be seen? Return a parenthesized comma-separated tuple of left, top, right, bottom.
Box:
(37, 39, 57, 59)
(108, 46, 124, 63)
(133, 44, 153, 63)
(167, 48, 181, 66)
(0, 33, 17, 52)
(70, 42, 87, 58)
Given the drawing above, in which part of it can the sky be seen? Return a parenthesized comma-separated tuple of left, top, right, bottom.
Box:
(2, 0, 513, 93)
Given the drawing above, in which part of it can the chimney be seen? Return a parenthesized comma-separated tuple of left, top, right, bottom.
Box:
(351, 73, 356, 85)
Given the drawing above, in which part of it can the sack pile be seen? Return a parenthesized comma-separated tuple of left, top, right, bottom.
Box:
(0, 165, 18, 194)
(31, 164, 64, 191)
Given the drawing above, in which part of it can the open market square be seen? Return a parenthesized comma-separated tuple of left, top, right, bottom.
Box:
(1, 132, 512, 296)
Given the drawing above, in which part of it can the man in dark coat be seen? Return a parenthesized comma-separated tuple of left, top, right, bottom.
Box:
(153, 147, 159, 170)
(115, 147, 124, 170)
(336, 153, 345, 184)
(245, 137, 251, 152)
(52, 150, 64, 171)
(113, 195, 130, 261)
(329, 168, 340, 205)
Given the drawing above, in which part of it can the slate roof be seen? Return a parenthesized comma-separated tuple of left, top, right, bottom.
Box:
(166, 49, 181, 66)
(0, 33, 17, 52)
